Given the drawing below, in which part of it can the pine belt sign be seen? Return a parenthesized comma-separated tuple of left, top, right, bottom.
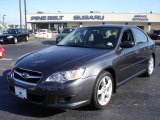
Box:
(31, 16, 64, 21)
(30, 15, 105, 21)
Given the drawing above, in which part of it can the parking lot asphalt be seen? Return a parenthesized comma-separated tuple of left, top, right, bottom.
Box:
(0, 40, 160, 120)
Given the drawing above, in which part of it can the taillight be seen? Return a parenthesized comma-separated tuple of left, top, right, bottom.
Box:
(0, 46, 5, 58)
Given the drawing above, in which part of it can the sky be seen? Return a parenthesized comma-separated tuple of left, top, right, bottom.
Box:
(0, 0, 160, 24)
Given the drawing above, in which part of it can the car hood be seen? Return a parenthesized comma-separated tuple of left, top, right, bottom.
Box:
(16, 46, 112, 78)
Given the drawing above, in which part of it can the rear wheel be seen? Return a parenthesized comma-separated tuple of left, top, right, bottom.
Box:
(92, 72, 113, 109)
(25, 36, 29, 41)
(144, 55, 154, 77)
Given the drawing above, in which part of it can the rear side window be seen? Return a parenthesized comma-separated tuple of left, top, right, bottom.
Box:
(132, 28, 148, 44)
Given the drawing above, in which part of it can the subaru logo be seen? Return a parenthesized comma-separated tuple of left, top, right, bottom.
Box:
(22, 72, 29, 79)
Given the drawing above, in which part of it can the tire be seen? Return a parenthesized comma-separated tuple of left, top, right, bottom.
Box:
(143, 55, 154, 77)
(25, 36, 29, 41)
(92, 71, 113, 109)
(13, 37, 18, 44)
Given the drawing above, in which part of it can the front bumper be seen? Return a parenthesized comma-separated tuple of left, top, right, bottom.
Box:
(0, 38, 13, 43)
(7, 73, 96, 109)
(35, 34, 47, 38)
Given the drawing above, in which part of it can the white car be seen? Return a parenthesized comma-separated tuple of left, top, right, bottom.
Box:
(35, 29, 52, 38)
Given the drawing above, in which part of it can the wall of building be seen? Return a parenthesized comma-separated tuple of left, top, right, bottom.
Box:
(27, 12, 160, 32)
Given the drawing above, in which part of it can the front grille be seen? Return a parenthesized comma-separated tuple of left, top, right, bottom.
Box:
(13, 68, 42, 85)
(1, 36, 7, 40)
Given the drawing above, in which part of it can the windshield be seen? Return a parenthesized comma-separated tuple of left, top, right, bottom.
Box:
(37, 30, 46, 32)
(62, 28, 73, 33)
(3, 29, 18, 34)
(58, 27, 121, 49)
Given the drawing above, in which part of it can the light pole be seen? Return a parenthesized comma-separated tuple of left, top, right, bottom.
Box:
(24, 0, 27, 29)
(2, 15, 6, 25)
(19, 0, 22, 28)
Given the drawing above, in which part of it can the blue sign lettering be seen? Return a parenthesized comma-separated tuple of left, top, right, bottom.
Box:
(31, 16, 64, 21)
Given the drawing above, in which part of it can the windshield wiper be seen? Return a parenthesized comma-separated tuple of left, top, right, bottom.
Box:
(57, 44, 98, 48)
(56, 44, 67, 46)
(67, 44, 84, 47)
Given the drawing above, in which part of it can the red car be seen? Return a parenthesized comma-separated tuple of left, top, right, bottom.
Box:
(0, 45, 5, 58)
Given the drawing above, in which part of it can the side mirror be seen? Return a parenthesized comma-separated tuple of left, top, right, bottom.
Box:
(120, 41, 135, 48)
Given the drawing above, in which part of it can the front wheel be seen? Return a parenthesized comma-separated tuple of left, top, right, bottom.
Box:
(92, 72, 113, 109)
(13, 37, 18, 44)
(144, 55, 154, 77)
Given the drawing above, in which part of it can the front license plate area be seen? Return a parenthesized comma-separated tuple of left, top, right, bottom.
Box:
(15, 86, 27, 99)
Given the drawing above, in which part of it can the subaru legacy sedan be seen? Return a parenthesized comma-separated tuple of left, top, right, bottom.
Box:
(7, 25, 156, 109)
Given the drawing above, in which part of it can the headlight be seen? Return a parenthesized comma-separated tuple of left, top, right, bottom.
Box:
(7, 36, 14, 39)
(46, 68, 85, 83)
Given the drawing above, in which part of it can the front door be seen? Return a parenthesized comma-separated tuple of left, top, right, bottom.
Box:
(117, 29, 140, 83)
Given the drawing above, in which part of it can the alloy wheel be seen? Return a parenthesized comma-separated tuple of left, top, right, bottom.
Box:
(148, 56, 154, 75)
(97, 75, 112, 106)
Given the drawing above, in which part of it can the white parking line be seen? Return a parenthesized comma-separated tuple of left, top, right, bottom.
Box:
(16, 41, 36, 45)
(0, 68, 10, 71)
(2, 41, 36, 47)
(0, 58, 13, 61)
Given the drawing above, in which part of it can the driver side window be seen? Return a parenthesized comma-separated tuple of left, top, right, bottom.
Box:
(122, 29, 134, 42)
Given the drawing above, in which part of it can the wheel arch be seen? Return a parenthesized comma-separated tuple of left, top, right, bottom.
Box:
(96, 67, 117, 93)
(104, 67, 117, 93)
(152, 53, 156, 67)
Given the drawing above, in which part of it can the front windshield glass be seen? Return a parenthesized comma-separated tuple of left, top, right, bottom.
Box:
(62, 29, 72, 33)
(3, 29, 18, 34)
(37, 30, 46, 32)
(58, 27, 121, 49)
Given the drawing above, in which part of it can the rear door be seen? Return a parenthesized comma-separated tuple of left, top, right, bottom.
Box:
(18, 29, 23, 41)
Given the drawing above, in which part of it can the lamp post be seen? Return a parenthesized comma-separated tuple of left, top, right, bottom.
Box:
(2, 15, 6, 25)
(19, 0, 22, 28)
(24, 0, 27, 29)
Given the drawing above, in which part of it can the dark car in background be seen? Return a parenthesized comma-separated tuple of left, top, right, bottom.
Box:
(148, 29, 160, 40)
(7, 25, 156, 109)
(0, 28, 30, 44)
(56, 27, 75, 43)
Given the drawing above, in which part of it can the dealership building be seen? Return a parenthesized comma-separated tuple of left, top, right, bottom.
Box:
(27, 12, 160, 32)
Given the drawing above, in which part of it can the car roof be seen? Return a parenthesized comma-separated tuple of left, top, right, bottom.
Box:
(6, 28, 19, 30)
(83, 24, 137, 29)
(6, 28, 27, 30)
